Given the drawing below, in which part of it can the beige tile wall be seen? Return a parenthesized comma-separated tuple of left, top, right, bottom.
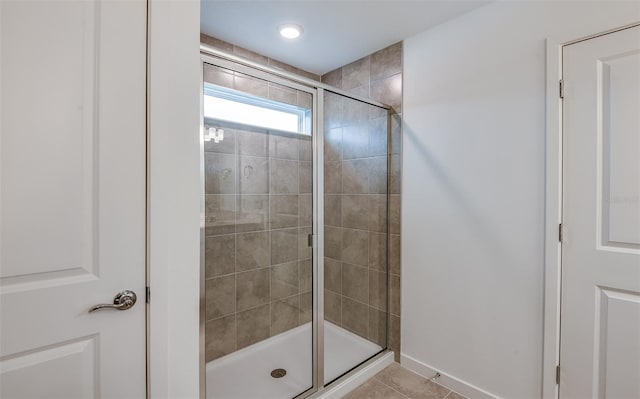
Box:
(201, 34, 402, 362)
(321, 42, 403, 361)
(204, 64, 314, 362)
(322, 92, 390, 349)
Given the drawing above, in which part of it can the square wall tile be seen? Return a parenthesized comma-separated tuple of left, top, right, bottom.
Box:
(369, 232, 388, 271)
(390, 315, 401, 362)
(325, 258, 342, 294)
(324, 92, 344, 129)
(239, 156, 270, 194)
(368, 307, 388, 347)
(299, 194, 312, 227)
(342, 124, 369, 160)
(271, 295, 299, 335)
(206, 275, 235, 320)
(271, 159, 299, 194)
(236, 231, 270, 272)
(269, 134, 299, 160)
(233, 46, 269, 65)
(237, 194, 268, 233)
(369, 270, 388, 311)
(342, 263, 369, 303)
(234, 72, 268, 98)
(236, 268, 269, 311)
(342, 159, 369, 194)
(271, 262, 298, 301)
(390, 195, 400, 235)
(369, 195, 388, 233)
(322, 68, 342, 89)
(342, 56, 370, 90)
(298, 136, 313, 161)
(237, 129, 268, 157)
(390, 234, 400, 275)
(236, 304, 270, 349)
(203, 63, 234, 87)
(390, 274, 400, 317)
(270, 194, 299, 229)
(324, 195, 342, 227)
(368, 157, 388, 195)
(268, 83, 297, 106)
(325, 127, 342, 163)
(299, 259, 312, 293)
(324, 226, 342, 261)
(205, 234, 235, 278)
(390, 154, 401, 195)
(370, 42, 402, 81)
(324, 161, 342, 194)
(342, 195, 369, 231)
(342, 298, 368, 338)
(368, 117, 388, 158)
(342, 229, 369, 267)
(299, 161, 312, 194)
(343, 99, 369, 127)
(271, 229, 298, 264)
(371, 74, 402, 113)
(205, 194, 236, 236)
(206, 315, 236, 362)
(299, 292, 312, 324)
(391, 113, 402, 155)
(324, 290, 342, 325)
(205, 153, 236, 195)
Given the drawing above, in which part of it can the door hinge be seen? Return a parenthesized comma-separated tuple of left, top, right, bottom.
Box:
(559, 223, 563, 243)
(308, 234, 315, 248)
(556, 365, 560, 384)
(145, 286, 150, 304)
(559, 79, 565, 99)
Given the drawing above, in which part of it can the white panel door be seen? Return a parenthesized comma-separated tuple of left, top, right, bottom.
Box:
(561, 25, 640, 399)
(0, 0, 147, 397)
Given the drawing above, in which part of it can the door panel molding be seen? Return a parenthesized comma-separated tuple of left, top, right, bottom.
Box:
(0, 335, 99, 398)
(1, 0, 100, 287)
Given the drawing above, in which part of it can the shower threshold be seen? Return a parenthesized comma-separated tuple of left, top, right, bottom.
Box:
(206, 321, 382, 399)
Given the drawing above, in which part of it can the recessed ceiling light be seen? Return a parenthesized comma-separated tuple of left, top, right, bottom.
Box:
(279, 24, 303, 39)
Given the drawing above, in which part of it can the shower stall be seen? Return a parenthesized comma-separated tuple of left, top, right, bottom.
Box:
(200, 45, 393, 398)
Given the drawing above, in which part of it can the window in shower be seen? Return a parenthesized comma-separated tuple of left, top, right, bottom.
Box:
(204, 84, 312, 135)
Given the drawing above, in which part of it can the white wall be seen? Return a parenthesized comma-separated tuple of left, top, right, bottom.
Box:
(148, 0, 202, 397)
(402, 2, 640, 398)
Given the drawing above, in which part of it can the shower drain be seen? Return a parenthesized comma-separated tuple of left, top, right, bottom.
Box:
(270, 368, 287, 378)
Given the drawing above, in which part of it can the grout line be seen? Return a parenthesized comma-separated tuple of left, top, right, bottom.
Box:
(371, 376, 410, 399)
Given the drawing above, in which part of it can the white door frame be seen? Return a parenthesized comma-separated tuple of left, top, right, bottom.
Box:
(543, 21, 640, 399)
(147, 0, 202, 397)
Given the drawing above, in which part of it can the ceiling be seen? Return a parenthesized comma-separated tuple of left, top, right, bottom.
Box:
(201, 1, 490, 75)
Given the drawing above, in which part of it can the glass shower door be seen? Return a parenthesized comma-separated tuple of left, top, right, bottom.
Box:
(202, 61, 315, 399)
(323, 91, 390, 385)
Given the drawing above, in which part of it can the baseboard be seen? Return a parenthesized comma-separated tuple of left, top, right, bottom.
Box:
(315, 351, 394, 399)
(400, 353, 500, 399)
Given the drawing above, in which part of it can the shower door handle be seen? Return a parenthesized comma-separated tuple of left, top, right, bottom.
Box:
(88, 290, 137, 313)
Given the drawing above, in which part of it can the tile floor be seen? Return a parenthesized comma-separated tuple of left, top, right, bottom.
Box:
(344, 363, 466, 399)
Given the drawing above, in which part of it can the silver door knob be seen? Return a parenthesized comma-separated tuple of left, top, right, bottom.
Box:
(88, 290, 137, 313)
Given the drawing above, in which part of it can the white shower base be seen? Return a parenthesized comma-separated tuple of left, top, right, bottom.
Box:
(206, 321, 382, 399)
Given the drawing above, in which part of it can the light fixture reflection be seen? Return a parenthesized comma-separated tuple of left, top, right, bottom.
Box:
(205, 127, 224, 143)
